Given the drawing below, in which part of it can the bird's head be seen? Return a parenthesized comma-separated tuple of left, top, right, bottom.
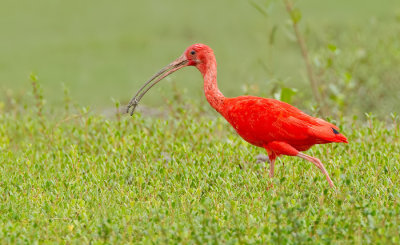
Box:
(184, 43, 214, 67)
(127, 43, 214, 115)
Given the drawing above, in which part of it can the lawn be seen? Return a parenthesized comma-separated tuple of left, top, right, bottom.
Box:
(0, 93, 399, 243)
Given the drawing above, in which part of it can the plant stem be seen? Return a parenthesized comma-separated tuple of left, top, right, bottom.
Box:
(283, 0, 326, 115)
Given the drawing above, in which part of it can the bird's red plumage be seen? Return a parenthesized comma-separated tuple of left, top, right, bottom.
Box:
(220, 96, 347, 158)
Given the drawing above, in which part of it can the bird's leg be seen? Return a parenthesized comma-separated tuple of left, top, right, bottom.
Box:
(261, 147, 276, 179)
(269, 158, 275, 178)
(296, 152, 335, 188)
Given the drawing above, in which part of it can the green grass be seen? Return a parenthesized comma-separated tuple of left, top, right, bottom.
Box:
(1, 90, 399, 243)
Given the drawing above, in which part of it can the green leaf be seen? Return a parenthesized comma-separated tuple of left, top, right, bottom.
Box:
(280, 87, 297, 104)
(327, 43, 337, 52)
(269, 25, 278, 45)
(290, 8, 302, 24)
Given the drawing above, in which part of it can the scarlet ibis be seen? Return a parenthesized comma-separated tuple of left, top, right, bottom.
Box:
(127, 43, 348, 188)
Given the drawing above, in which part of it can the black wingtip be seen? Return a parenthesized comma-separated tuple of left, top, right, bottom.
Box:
(332, 127, 340, 135)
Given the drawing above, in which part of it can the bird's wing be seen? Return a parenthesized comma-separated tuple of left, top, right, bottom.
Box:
(222, 96, 347, 146)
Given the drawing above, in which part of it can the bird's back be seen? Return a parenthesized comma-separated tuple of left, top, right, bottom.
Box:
(221, 96, 347, 151)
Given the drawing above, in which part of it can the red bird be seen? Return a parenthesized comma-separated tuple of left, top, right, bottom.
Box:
(127, 44, 348, 188)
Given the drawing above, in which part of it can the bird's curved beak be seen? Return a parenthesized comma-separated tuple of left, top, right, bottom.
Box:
(126, 54, 188, 115)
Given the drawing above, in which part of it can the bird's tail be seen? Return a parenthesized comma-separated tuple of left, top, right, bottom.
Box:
(309, 122, 348, 144)
(331, 132, 348, 143)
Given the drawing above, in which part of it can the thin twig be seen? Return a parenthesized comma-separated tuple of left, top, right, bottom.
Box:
(283, 0, 326, 115)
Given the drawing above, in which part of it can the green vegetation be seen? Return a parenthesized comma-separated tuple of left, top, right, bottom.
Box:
(1, 84, 399, 243)
(1, 0, 400, 243)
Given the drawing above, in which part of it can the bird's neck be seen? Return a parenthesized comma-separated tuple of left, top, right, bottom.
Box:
(197, 57, 225, 112)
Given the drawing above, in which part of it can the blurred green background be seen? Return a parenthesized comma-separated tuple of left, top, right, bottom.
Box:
(1, 0, 399, 117)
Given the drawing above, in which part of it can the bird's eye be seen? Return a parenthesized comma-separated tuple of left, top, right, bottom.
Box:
(190, 50, 196, 55)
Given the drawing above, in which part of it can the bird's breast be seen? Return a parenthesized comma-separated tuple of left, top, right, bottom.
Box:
(221, 99, 275, 147)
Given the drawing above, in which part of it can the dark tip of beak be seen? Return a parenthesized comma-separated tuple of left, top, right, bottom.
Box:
(126, 55, 188, 116)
